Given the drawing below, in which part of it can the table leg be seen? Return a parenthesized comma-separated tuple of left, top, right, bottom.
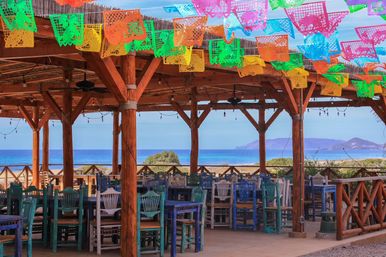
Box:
(194, 206, 200, 252)
(321, 189, 326, 212)
(171, 208, 177, 257)
(15, 219, 23, 257)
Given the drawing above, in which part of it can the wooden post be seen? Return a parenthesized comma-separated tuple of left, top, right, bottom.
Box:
(258, 98, 266, 174)
(42, 121, 49, 172)
(32, 106, 40, 188)
(112, 111, 120, 175)
(120, 55, 138, 257)
(190, 87, 199, 174)
(336, 182, 343, 240)
(62, 70, 74, 188)
(291, 89, 305, 235)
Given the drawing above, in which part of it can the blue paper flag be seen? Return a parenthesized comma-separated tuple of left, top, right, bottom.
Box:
(264, 18, 295, 38)
(298, 33, 340, 62)
(224, 13, 251, 41)
(163, 4, 198, 17)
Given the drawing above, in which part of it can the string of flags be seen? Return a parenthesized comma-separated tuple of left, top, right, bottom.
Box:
(0, 0, 385, 99)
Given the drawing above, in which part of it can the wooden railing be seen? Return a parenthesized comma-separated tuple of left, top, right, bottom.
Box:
(0, 163, 384, 189)
(335, 176, 386, 240)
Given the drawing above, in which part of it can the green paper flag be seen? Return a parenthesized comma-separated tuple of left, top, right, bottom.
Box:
(154, 29, 187, 58)
(269, 0, 305, 10)
(50, 13, 84, 47)
(0, 0, 36, 31)
(271, 53, 303, 71)
(352, 80, 376, 98)
(209, 39, 244, 68)
(125, 20, 156, 53)
(327, 64, 346, 73)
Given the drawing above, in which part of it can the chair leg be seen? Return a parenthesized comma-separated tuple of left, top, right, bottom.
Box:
(137, 230, 141, 257)
(77, 225, 82, 251)
(28, 238, 33, 257)
(51, 223, 58, 253)
(89, 224, 93, 252)
(210, 207, 214, 229)
(97, 225, 101, 255)
(180, 224, 186, 253)
(0, 243, 4, 257)
(160, 228, 165, 257)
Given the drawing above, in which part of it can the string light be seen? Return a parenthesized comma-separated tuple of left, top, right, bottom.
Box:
(1, 119, 21, 140)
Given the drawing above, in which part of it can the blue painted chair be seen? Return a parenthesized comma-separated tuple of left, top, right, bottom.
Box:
(50, 187, 84, 252)
(24, 186, 49, 246)
(96, 173, 110, 192)
(137, 191, 165, 257)
(187, 173, 200, 187)
(200, 173, 213, 190)
(0, 197, 37, 257)
(146, 179, 168, 200)
(232, 181, 257, 231)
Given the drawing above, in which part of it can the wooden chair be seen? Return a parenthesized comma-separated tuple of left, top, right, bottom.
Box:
(0, 190, 7, 214)
(0, 198, 37, 257)
(89, 187, 121, 255)
(187, 173, 200, 187)
(50, 187, 84, 252)
(208, 180, 233, 229)
(24, 186, 49, 246)
(137, 191, 165, 257)
(232, 181, 257, 231)
(199, 173, 213, 190)
(168, 174, 187, 188)
(174, 187, 207, 253)
(7, 183, 23, 215)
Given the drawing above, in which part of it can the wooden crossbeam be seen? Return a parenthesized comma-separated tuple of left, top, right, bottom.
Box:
(18, 105, 37, 130)
(370, 102, 386, 124)
(71, 92, 92, 124)
(303, 82, 316, 112)
(266, 108, 284, 129)
(197, 102, 214, 128)
(281, 78, 299, 115)
(41, 91, 63, 122)
(135, 58, 161, 101)
(38, 109, 52, 130)
(83, 53, 128, 104)
(239, 107, 260, 132)
(171, 101, 191, 126)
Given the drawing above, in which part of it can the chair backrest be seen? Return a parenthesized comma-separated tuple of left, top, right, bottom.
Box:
(312, 172, 327, 185)
(7, 183, 23, 215)
(262, 180, 281, 209)
(0, 189, 7, 208)
(234, 181, 256, 203)
(22, 198, 37, 238)
(97, 187, 121, 216)
(191, 187, 207, 223)
(212, 180, 232, 202)
(168, 174, 186, 188)
(187, 173, 200, 186)
(55, 187, 83, 214)
(96, 173, 110, 192)
(224, 173, 239, 183)
(277, 178, 291, 207)
(138, 190, 165, 219)
(200, 173, 213, 189)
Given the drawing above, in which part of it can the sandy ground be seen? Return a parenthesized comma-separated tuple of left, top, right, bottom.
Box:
(302, 242, 386, 257)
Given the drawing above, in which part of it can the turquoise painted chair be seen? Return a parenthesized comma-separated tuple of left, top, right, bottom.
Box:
(24, 186, 49, 246)
(0, 198, 37, 257)
(7, 183, 23, 215)
(137, 191, 165, 257)
(177, 187, 207, 253)
(50, 187, 84, 252)
(262, 180, 282, 233)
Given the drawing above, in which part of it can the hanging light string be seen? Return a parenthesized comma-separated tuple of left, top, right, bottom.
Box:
(0, 118, 21, 140)
(82, 111, 110, 123)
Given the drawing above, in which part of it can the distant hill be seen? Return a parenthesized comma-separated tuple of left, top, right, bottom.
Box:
(237, 137, 384, 151)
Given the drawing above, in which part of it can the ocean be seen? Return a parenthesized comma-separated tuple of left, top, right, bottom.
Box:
(0, 149, 384, 166)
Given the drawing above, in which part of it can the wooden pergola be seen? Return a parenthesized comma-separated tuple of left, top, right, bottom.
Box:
(0, 2, 385, 257)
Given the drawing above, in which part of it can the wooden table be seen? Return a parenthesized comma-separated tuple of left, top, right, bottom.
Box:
(165, 200, 202, 257)
(0, 215, 23, 257)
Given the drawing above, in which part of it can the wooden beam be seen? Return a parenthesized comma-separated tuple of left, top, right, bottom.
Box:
(32, 106, 40, 188)
(281, 78, 299, 115)
(42, 121, 49, 174)
(120, 54, 138, 257)
(190, 87, 199, 174)
(18, 105, 37, 130)
(171, 101, 191, 127)
(266, 108, 284, 129)
(41, 92, 63, 122)
(258, 97, 266, 173)
(239, 107, 260, 132)
(83, 53, 128, 104)
(197, 102, 214, 128)
(71, 92, 92, 124)
(135, 58, 161, 101)
(303, 82, 316, 112)
(38, 109, 52, 130)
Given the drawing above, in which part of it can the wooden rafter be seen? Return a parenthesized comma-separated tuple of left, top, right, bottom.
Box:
(171, 101, 191, 126)
(38, 109, 52, 130)
(266, 108, 284, 129)
(18, 105, 37, 130)
(41, 91, 63, 122)
(71, 92, 92, 124)
(281, 78, 299, 115)
(303, 82, 316, 112)
(197, 102, 215, 128)
(136, 58, 162, 101)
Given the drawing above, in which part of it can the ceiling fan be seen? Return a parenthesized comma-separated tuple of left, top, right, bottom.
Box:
(227, 85, 242, 105)
(48, 71, 107, 93)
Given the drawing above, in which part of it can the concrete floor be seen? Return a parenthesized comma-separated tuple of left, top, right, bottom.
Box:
(6, 222, 386, 257)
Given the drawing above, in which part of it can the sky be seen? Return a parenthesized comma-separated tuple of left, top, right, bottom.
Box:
(0, 0, 385, 150)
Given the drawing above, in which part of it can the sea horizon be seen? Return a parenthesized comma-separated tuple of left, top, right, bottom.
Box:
(0, 149, 384, 166)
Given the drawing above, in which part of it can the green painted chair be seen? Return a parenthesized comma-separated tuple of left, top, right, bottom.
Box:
(7, 183, 23, 215)
(262, 180, 282, 233)
(177, 187, 207, 253)
(0, 197, 37, 257)
(50, 187, 84, 253)
(137, 190, 165, 257)
(24, 186, 49, 246)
